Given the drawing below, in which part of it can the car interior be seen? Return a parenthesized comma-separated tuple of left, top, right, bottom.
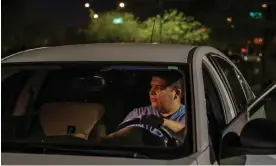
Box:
(2, 66, 188, 146)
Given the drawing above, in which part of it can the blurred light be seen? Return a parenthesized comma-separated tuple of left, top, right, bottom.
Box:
(259, 53, 263, 57)
(262, 3, 268, 8)
(257, 57, 261, 62)
(254, 37, 264, 45)
(228, 51, 233, 55)
(254, 68, 260, 74)
(93, 14, 99, 18)
(259, 38, 263, 43)
(249, 12, 263, 19)
(244, 56, 248, 61)
(241, 48, 247, 53)
(200, 27, 205, 31)
(112, 17, 123, 24)
(231, 24, 235, 28)
(254, 38, 259, 44)
(226, 17, 232, 22)
(84, 2, 90, 8)
(119, 2, 125, 8)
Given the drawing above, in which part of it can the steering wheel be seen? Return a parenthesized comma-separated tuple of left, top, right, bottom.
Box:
(116, 118, 179, 147)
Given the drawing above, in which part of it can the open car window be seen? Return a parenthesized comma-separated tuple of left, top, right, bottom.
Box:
(1, 63, 192, 159)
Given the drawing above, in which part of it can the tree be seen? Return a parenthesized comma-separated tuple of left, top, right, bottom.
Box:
(81, 9, 210, 44)
(139, 10, 210, 44)
(82, 10, 141, 42)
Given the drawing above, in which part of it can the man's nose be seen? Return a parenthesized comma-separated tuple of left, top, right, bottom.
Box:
(150, 88, 156, 96)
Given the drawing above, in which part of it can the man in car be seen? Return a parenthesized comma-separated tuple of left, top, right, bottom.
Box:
(105, 71, 186, 145)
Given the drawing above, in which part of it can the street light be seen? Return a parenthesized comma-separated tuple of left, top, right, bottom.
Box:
(93, 14, 99, 18)
(84, 2, 90, 8)
(119, 2, 125, 8)
(226, 17, 232, 23)
(262, 3, 268, 8)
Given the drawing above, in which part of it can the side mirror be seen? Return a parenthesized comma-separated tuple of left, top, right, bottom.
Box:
(240, 118, 276, 154)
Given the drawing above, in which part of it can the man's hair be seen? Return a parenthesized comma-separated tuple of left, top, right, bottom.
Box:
(152, 71, 184, 97)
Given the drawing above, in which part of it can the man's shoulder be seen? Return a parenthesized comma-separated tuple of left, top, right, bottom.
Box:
(132, 105, 155, 114)
(124, 105, 156, 121)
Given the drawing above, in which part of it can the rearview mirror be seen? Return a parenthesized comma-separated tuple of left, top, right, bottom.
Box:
(240, 118, 276, 154)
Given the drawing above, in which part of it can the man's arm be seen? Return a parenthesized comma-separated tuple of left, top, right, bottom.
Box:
(100, 108, 143, 145)
(162, 119, 186, 141)
(122, 108, 140, 123)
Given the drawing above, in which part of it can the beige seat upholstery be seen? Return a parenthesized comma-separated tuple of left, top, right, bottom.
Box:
(40, 102, 105, 140)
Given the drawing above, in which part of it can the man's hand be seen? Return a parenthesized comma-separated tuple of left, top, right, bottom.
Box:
(139, 114, 164, 128)
(163, 119, 186, 142)
(140, 115, 186, 142)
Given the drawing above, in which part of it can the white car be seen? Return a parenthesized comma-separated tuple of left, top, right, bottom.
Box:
(2, 43, 276, 165)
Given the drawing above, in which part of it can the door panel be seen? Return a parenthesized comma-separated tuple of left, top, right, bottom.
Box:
(219, 82, 276, 165)
(1, 152, 198, 165)
(246, 155, 276, 165)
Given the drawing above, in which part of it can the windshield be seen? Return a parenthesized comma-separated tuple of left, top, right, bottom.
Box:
(1, 63, 191, 158)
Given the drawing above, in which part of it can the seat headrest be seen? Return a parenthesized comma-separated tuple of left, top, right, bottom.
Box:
(40, 102, 105, 140)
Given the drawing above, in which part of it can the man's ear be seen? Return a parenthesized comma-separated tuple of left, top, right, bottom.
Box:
(174, 89, 182, 99)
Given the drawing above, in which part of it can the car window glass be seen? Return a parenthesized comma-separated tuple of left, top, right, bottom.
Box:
(249, 87, 276, 122)
(250, 105, 266, 120)
(210, 56, 248, 113)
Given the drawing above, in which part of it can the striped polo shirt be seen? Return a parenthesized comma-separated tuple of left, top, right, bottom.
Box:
(123, 105, 185, 143)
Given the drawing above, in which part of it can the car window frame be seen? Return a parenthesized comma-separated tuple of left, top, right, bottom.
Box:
(202, 57, 236, 123)
(207, 53, 254, 115)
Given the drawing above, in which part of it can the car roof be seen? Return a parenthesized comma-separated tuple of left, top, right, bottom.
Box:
(1, 43, 196, 64)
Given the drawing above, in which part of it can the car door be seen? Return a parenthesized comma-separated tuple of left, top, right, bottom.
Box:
(218, 82, 276, 165)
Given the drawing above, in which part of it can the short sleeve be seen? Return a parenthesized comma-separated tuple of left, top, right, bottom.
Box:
(122, 106, 156, 123)
(179, 114, 186, 124)
(123, 108, 140, 122)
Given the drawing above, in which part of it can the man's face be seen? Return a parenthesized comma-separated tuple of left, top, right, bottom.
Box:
(149, 76, 177, 111)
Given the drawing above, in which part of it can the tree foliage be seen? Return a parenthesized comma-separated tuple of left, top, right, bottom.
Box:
(141, 10, 210, 44)
(82, 10, 141, 42)
(82, 9, 210, 44)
